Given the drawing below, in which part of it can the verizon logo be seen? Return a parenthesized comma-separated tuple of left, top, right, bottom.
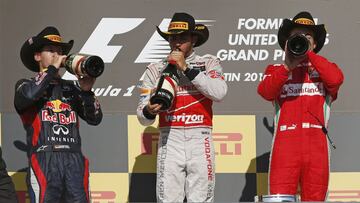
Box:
(280, 82, 324, 98)
(165, 114, 204, 124)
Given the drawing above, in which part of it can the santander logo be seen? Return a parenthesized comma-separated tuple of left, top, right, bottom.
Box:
(280, 82, 325, 98)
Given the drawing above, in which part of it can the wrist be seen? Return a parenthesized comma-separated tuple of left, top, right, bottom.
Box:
(143, 105, 156, 119)
(184, 64, 190, 74)
(44, 65, 59, 77)
(182, 63, 189, 72)
(184, 68, 200, 81)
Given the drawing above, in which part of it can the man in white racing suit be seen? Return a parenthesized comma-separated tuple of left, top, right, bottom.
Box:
(137, 12, 227, 202)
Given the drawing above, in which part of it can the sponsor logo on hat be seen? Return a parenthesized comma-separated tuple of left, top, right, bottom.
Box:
(169, 22, 188, 30)
(44, 34, 62, 42)
(294, 18, 315, 25)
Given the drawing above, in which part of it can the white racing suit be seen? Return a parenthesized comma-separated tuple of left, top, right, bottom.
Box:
(137, 51, 227, 202)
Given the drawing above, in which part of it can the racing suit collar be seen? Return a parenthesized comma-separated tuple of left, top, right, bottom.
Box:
(185, 51, 196, 62)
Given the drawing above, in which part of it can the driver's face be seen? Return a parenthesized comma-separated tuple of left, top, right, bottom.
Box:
(169, 32, 197, 57)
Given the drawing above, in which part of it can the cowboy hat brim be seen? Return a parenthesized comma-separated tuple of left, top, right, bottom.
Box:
(278, 19, 326, 53)
(20, 37, 73, 72)
(156, 24, 209, 47)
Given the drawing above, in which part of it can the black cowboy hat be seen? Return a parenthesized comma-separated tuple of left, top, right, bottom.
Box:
(278, 11, 326, 53)
(20, 26, 74, 72)
(156, 12, 209, 47)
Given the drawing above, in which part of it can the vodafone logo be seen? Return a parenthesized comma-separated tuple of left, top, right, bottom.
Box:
(62, 17, 214, 80)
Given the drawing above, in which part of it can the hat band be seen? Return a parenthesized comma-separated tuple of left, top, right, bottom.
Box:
(195, 25, 206, 31)
(168, 22, 189, 31)
(44, 34, 62, 42)
(294, 18, 315, 25)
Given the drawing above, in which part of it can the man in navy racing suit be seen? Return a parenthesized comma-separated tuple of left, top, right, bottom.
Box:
(15, 26, 102, 203)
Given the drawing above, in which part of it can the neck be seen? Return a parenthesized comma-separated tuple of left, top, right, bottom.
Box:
(185, 49, 194, 58)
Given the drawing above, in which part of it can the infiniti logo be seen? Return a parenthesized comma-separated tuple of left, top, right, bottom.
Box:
(52, 124, 69, 135)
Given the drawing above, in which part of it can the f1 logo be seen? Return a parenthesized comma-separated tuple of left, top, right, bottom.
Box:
(81, 18, 145, 63)
(63, 18, 145, 80)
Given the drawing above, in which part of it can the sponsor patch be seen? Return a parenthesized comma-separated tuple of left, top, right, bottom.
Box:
(280, 82, 324, 98)
(165, 114, 204, 124)
(35, 72, 47, 85)
(204, 137, 213, 181)
(280, 125, 287, 131)
(287, 124, 297, 130)
(302, 123, 310, 128)
(192, 66, 206, 72)
(208, 70, 224, 79)
(309, 69, 319, 78)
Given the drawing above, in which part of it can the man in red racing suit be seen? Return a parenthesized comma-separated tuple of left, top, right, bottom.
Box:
(137, 13, 227, 202)
(258, 11, 344, 201)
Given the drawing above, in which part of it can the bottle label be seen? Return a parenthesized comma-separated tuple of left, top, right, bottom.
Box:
(66, 54, 88, 76)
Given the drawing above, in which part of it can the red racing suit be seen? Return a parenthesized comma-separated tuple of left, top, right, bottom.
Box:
(137, 51, 227, 202)
(258, 51, 344, 201)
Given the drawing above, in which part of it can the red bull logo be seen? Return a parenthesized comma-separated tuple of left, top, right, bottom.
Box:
(45, 99, 72, 112)
(45, 101, 56, 110)
(59, 102, 72, 111)
(42, 99, 76, 124)
(42, 110, 77, 124)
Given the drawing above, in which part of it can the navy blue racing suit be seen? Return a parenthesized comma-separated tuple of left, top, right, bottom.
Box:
(14, 65, 102, 203)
